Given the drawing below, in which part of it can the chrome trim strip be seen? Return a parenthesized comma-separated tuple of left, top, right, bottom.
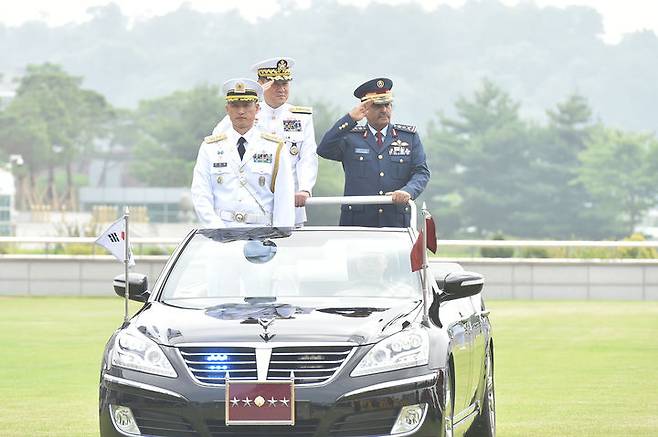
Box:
(256, 347, 272, 381)
(461, 279, 484, 286)
(103, 374, 188, 401)
(175, 341, 357, 348)
(338, 373, 438, 401)
(453, 401, 479, 428)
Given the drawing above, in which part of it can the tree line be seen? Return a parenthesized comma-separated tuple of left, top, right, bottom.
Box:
(1, 64, 657, 239)
(1, 1, 657, 133)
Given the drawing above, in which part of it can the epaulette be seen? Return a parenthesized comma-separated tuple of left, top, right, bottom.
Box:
(393, 123, 417, 134)
(289, 105, 313, 114)
(350, 125, 366, 132)
(204, 133, 227, 143)
(262, 132, 284, 143)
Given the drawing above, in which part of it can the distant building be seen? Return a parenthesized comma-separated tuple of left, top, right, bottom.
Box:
(79, 187, 194, 223)
(81, 141, 196, 223)
(0, 169, 15, 235)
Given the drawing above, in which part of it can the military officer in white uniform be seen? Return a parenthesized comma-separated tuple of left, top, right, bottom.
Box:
(191, 78, 295, 228)
(213, 57, 317, 226)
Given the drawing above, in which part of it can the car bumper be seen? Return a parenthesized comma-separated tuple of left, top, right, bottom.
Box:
(99, 370, 448, 437)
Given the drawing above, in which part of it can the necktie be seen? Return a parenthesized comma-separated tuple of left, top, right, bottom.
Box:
(376, 131, 384, 147)
(237, 136, 246, 160)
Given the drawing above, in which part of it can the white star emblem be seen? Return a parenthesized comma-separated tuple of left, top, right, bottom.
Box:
(230, 397, 240, 407)
(280, 397, 289, 407)
(242, 397, 252, 407)
(267, 397, 278, 407)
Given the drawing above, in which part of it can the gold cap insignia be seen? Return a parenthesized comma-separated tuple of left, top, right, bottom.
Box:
(277, 59, 288, 71)
(234, 82, 246, 93)
(377, 80, 384, 88)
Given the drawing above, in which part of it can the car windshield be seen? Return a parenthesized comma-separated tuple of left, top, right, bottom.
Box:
(160, 229, 421, 304)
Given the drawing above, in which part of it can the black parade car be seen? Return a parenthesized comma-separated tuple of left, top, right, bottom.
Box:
(99, 197, 495, 437)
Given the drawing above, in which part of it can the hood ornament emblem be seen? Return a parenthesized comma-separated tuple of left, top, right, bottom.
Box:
(258, 317, 276, 342)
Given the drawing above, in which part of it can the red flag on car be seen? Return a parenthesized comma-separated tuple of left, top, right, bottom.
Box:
(410, 216, 438, 272)
(410, 230, 424, 272)
(426, 215, 437, 254)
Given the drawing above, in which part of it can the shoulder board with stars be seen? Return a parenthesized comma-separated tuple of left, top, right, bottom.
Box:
(204, 133, 227, 143)
(289, 105, 313, 114)
(350, 125, 367, 132)
(261, 132, 284, 143)
(393, 123, 417, 134)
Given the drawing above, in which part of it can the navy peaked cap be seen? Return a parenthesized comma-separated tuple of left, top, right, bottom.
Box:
(353, 78, 394, 103)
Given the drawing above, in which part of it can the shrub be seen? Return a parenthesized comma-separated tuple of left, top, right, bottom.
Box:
(480, 233, 514, 258)
(63, 244, 95, 255)
(520, 247, 550, 258)
(616, 233, 658, 259)
(136, 246, 172, 256)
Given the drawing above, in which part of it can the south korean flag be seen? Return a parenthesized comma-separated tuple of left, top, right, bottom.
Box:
(95, 217, 135, 267)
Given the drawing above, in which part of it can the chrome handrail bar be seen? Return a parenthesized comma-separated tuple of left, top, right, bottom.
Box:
(305, 195, 417, 231)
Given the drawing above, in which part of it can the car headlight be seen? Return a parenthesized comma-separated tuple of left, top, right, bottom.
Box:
(111, 329, 177, 378)
(351, 328, 429, 377)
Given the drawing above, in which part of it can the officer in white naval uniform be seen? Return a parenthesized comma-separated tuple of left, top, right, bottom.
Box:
(213, 57, 317, 226)
(191, 78, 295, 228)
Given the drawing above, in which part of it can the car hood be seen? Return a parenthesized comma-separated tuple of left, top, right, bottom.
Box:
(131, 298, 423, 346)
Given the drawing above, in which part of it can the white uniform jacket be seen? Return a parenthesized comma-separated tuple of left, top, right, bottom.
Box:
(191, 126, 295, 228)
(214, 102, 318, 224)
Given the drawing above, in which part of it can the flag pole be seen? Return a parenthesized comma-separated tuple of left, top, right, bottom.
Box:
(124, 206, 130, 323)
(421, 202, 430, 327)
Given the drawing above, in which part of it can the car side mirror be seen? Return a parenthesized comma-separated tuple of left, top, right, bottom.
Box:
(113, 273, 150, 302)
(436, 271, 484, 302)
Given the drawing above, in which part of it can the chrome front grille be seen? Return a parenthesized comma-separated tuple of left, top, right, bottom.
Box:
(178, 346, 257, 385)
(267, 346, 354, 385)
(178, 345, 354, 386)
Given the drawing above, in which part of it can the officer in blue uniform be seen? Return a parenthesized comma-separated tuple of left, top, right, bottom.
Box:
(317, 78, 430, 227)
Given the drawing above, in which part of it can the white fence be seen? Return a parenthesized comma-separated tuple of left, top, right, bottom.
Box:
(1, 254, 657, 300)
(2, 236, 658, 298)
(458, 258, 658, 300)
(3, 236, 658, 253)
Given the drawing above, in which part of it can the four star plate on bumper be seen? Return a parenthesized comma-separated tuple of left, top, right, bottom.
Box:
(226, 381, 295, 425)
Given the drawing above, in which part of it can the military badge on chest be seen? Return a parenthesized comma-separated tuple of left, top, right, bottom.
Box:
(283, 119, 302, 132)
(389, 139, 411, 156)
(253, 153, 273, 164)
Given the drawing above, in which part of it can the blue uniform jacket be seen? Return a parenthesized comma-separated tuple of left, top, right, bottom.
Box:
(317, 113, 430, 227)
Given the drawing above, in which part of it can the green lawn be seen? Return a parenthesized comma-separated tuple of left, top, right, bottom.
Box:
(0, 298, 657, 436)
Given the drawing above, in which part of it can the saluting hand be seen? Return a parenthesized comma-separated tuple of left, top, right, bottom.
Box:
(387, 190, 411, 205)
(261, 79, 274, 92)
(349, 100, 372, 122)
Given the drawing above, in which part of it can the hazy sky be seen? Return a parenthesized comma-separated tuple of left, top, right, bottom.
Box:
(0, 0, 655, 43)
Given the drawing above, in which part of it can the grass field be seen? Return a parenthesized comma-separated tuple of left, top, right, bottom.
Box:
(0, 298, 657, 436)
